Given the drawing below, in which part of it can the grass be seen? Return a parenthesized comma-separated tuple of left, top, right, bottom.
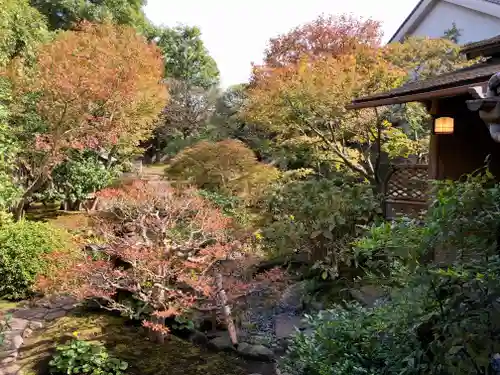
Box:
(0, 299, 19, 312)
(17, 312, 247, 375)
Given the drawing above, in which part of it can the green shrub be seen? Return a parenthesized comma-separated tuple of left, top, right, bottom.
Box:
(50, 339, 128, 375)
(283, 288, 429, 375)
(165, 139, 280, 203)
(35, 150, 120, 208)
(0, 312, 11, 348)
(260, 177, 381, 279)
(286, 170, 500, 375)
(0, 220, 74, 299)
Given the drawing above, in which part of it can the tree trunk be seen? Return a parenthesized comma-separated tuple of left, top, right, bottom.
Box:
(215, 273, 238, 346)
(13, 200, 25, 221)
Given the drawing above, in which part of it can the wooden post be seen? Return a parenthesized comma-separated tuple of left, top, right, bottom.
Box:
(215, 273, 238, 346)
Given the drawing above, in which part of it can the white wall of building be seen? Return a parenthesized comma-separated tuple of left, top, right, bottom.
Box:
(411, 1, 500, 44)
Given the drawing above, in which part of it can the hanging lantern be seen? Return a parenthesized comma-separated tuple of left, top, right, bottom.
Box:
(434, 116, 454, 134)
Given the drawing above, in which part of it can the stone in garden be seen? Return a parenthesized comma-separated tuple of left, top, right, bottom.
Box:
(0, 350, 17, 360)
(29, 321, 43, 330)
(208, 335, 235, 351)
(11, 335, 23, 350)
(22, 328, 33, 338)
(1, 351, 17, 364)
(349, 285, 385, 307)
(278, 281, 308, 312)
(14, 307, 48, 320)
(188, 330, 209, 346)
(274, 314, 303, 340)
(44, 309, 66, 321)
(2, 364, 20, 375)
(8, 319, 28, 332)
(237, 342, 274, 362)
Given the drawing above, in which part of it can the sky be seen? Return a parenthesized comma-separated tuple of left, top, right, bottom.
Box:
(144, 0, 421, 88)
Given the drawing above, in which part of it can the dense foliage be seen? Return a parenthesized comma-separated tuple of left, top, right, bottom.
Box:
(7, 21, 166, 217)
(284, 171, 500, 375)
(261, 177, 381, 279)
(0, 218, 75, 299)
(165, 140, 280, 203)
(30, 0, 150, 33)
(0, 0, 50, 68)
(39, 151, 121, 209)
(37, 180, 251, 331)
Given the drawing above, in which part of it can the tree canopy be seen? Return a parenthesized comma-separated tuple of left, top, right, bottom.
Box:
(263, 14, 382, 68)
(6, 21, 167, 216)
(155, 25, 220, 88)
(0, 0, 50, 68)
(29, 0, 152, 33)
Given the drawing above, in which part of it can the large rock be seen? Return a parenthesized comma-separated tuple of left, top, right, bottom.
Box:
(8, 319, 28, 332)
(349, 285, 385, 307)
(188, 330, 209, 346)
(274, 314, 303, 340)
(237, 342, 274, 362)
(278, 281, 308, 312)
(208, 334, 235, 352)
(44, 309, 66, 321)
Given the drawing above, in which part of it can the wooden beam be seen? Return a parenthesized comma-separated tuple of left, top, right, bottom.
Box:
(347, 82, 488, 110)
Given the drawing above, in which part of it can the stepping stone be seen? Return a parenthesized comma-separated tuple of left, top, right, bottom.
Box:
(13, 308, 48, 320)
(8, 319, 28, 332)
(29, 321, 43, 330)
(10, 335, 23, 350)
(1, 363, 20, 375)
(274, 314, 303, 340)
(44, 309, 66, 321)
(237, 342, 274, 362)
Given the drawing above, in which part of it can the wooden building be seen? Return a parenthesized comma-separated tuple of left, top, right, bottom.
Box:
(348, 35, 500, 219)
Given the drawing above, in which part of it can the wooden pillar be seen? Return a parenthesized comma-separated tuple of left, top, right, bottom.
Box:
(429, 133, 439, 179)
(428, 99, 440, 179)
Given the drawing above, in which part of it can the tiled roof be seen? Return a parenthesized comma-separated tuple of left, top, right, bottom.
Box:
(461, 35, 500, 55)
(352, 59, 500, 104)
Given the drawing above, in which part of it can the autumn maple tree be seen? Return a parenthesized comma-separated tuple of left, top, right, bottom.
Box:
(245, 46, 406, 188)
(38, 179, 286, 342)
(262, 14, 382, 68)
(6, 21, 167, 218)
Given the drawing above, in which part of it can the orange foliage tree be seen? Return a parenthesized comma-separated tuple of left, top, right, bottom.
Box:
(245, 47, 406, 188)
(262, 14, 382, 68)
(6, 21, 167, 218)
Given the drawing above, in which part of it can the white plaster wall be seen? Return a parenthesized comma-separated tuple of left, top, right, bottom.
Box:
(410, 1, 500, 44)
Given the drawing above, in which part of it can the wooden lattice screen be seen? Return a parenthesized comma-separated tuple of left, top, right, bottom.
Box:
(384, 164, 429, 220)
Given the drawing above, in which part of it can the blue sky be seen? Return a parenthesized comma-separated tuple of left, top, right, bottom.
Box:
(144, 0, 420, 87)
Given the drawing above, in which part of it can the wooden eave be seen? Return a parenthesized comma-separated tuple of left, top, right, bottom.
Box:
(347, 82, 488, 109)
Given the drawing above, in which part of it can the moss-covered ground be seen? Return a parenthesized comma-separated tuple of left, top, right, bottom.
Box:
(17, 312, 247, 375)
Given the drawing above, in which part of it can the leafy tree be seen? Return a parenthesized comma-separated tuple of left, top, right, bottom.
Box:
(382, 37, 471, 161)
(155, 25, 220, 88)
(44, 151, 120, 210)
(37, 180, 278, 342)
(6, 21, 167, 219)
(148, 79, 219, 162)
(245, 47, 406, 188)
(165, 139, 280, 203)
(29, 0, 152, 34)
(443, 22, 462, 44)
(0, 0, 50, 67)
(383, 36, 470, 83)
(262, 14, 382, 68)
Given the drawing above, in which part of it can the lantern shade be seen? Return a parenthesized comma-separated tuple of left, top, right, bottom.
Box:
(434, 117, 454, 134)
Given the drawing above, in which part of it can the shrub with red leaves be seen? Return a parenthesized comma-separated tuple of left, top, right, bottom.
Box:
(37, 180, 252, 337)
